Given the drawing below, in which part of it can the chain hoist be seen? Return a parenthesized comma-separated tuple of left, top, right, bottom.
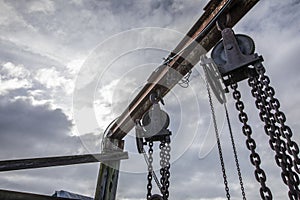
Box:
(212, 24, 272, 199)
(135, 91, 172, 200)
(211, 21, 300, 199)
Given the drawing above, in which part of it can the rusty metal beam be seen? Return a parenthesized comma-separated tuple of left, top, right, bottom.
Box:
(0, 189, 76, 200)
(108, 0, 260, 140)
(0, 152, 128, 172)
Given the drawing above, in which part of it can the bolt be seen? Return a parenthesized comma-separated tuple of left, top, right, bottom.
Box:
(226, 44, 233, 50)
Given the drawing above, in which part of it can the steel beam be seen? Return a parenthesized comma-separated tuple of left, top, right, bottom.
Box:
(0, 189, 75, 200)
(108, 0, 260, 139)
(94, 138, 124, 200)
(94, 160, 121, 200)
(0, 152, 128, 172)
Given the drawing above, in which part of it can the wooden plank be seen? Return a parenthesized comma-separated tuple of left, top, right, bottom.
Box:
(108, 0, 260, 139)
(0, 152, 128, 172)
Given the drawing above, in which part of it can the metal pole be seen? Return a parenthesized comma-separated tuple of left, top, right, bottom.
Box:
(94, 160, 121, 200)
(0, 152, 128, 172)
(94, 138, 124, 200)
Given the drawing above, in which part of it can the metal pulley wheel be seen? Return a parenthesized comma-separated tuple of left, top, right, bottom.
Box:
(148, 194, 163, 200)
(211, 34, 255, 66)
(142, 108, 170, 134)
(200, 55, 226, 104)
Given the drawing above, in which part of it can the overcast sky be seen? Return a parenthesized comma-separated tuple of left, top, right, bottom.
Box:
(0, 0, 300, 200)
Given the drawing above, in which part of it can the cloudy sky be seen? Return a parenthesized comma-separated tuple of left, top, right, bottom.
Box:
(0, 0, 300, 199)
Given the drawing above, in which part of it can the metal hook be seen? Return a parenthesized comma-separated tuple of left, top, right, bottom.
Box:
(149, 90, 165, 105)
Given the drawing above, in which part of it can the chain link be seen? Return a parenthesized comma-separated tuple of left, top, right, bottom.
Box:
(252, 63, 300, 199)
(256, 64, 300, 175)
(204, 66, 231, 199)
(147, 141, 154, 199)
(224, 104, 247, 200)
(159, 141, 171, 200)
(145, 139, 171, 200)
(248, 75, 299, 198)
(231, 83, 272, 200)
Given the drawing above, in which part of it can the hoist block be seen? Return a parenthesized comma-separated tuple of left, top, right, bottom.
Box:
(211, 28, 263, 86)
(135, 99, 171, 153)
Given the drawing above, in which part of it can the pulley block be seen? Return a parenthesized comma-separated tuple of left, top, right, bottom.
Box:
(142, 108, 170, 133)
(135, 93, 171, 153)
(212, 34, 255, 67)
(211, 28, 263, 86)
(140, 102, 171, 142)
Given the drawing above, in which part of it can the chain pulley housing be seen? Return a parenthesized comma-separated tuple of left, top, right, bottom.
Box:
(135, 94, 171, 154)
(211, 28, 263, 86)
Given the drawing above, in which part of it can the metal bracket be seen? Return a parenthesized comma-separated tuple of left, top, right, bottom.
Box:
(102, 137, 124, 153)
(211, 27, 264, 86)
(94, 137, 126, 200)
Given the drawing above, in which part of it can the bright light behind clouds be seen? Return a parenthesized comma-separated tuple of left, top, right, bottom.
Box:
(0, 0, 299, 200)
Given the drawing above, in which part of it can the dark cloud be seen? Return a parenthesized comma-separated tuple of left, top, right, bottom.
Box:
(0, 0, 299, 199)
(0, 96, 77, 158)
(0, 95, 102, 197)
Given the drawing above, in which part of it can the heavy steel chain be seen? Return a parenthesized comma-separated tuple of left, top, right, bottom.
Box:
(255, 63, 300, 175)
(252, 63, 300, 199)
(231, 83, 272, 200)
(224, 104, 247, 200)
(159, 141, 171, 200)
(248, 75, 299, 199)
(143, 142, 163, 199)
(147, 141, 154, 199)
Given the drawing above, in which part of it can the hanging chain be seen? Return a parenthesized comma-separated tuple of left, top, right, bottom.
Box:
(224, 104, 247, 200)
(144, 140, 171, 200)
(255, 63, 300, 174)
(204, 66, 231, 199)
(159, 141, 171, 200)
(248, 75, 299, 198)
(143, 142, 163, 200)
(147, 141, 154, 199)
(231, 83, 272, 200)
(251, 63, 300, 199)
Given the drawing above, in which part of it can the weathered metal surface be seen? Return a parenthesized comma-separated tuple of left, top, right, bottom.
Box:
(0, 152, 128, 172)
(94, 161, 120, 200)
(108, 0, 260, 140)
(0, 189, 75, 200)
(211, 28, 262, 86)
(94, 139, 124, 200)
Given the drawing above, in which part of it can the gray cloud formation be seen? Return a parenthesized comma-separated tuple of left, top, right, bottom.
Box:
(0, 0, 299, 200)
